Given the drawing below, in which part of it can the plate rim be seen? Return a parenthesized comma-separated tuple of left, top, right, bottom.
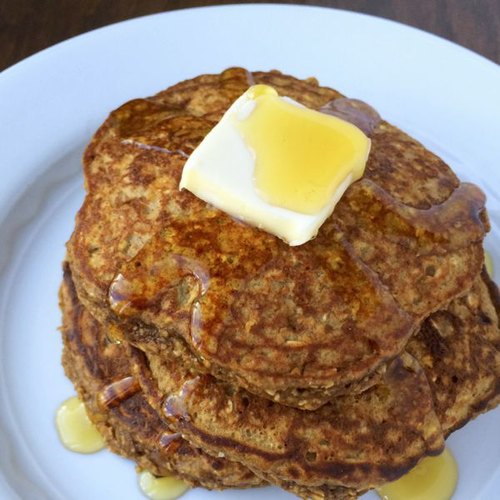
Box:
(0, 4, 499, 500)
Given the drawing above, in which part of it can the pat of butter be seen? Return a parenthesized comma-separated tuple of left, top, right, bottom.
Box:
(179, 84, 371, 245)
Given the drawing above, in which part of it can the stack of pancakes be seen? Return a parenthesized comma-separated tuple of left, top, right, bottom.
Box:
(60, 68, 500, 499)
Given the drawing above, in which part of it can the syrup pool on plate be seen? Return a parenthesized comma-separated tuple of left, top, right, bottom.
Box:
(377, 447, 458, 500)
(55, 396, 105, 453)
(138, 471, 190, 500)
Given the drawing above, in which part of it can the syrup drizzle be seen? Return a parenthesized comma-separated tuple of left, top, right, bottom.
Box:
(109, 254, 209, 318)
(347, 180, 486, 249)
(164, 377, 201, 422)
(98, 376, 140, 409)
(320, 98, 381, 137)
(159, 431, 183, 454)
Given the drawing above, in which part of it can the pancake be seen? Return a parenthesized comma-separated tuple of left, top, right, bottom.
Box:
(406, 268, 500, 434)
(128, 317, 444, 490)
(59, 263, 263, 490)
(129, 270, 499, 493)
(61, 263, 363, 499)
(67, 68, 489, 410)
(60, 259, 500, 497)
(139, 347, 444, 490)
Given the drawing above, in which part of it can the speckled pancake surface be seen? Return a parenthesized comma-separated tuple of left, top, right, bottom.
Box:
(60, 261, 500, 498)
(60, 264, 362, 499)
(129, 271, 499, 493)
(406, 269, 500, 434)
(67, 68, 489, 410)
(60, 264, 263, 490)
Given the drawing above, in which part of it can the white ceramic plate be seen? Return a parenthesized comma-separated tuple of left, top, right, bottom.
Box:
(0, 5, 499, 500)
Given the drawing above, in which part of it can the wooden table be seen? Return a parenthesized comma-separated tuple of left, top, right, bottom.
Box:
(1, 0, 499, 71)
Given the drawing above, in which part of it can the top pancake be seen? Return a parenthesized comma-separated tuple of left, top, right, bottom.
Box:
(67, 68, 489, 409)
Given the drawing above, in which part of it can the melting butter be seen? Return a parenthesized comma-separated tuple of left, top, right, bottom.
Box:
(180, 84, 371, 246)
(377, 447, 458, 500)
(138, 471, 189, 500)
(56, 396, 105, 453)
(237, 85, 370, 215)
(485, 251, 494, 277)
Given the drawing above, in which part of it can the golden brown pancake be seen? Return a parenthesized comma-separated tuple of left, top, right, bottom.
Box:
(60, 261, 500, 498)
(406, 268, 500, 434)
(60, 263, 263, 490)
(126, 314, 444, 492)
(61, 263, 363, 499)
(67, 68, 488, 410)
(128, 270, 499, 493)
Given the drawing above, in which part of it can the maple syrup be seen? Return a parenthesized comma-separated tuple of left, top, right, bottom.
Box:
(237, 85, 370, 215)
(138, 471, 189, 500)
(56, 396, 105, 453)
(377, 447, 458, 500)
(98, 376, 140, 409)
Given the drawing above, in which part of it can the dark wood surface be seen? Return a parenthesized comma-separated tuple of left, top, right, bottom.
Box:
(1, 0, 499, 72)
